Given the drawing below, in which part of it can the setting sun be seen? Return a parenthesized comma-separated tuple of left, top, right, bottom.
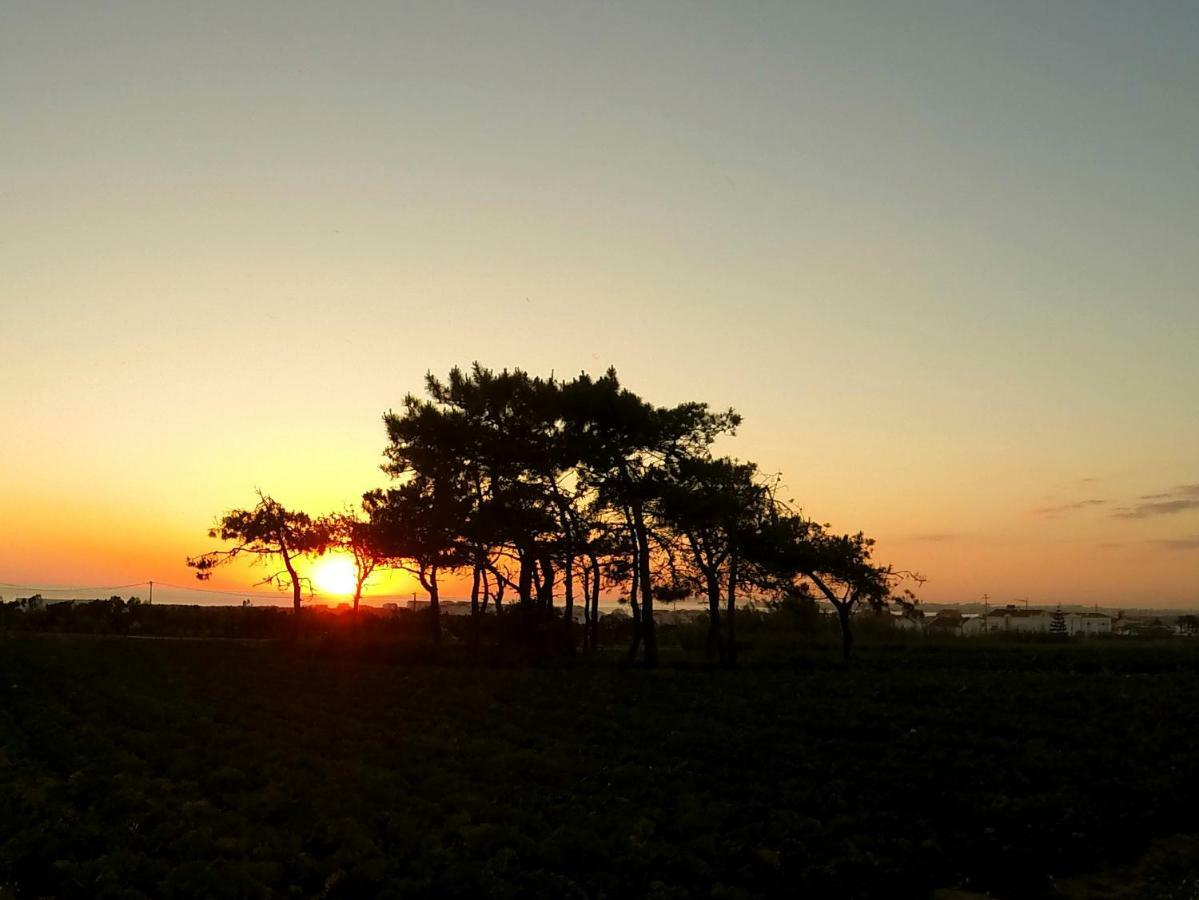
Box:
(312, 555, 357, 597)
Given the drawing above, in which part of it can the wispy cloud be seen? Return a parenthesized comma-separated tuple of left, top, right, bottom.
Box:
(1147, 536, 1199, 551)
(910, 532, 962, 543)
(1114, 484, 1199, 519)
(1033, 499, 1106, 518)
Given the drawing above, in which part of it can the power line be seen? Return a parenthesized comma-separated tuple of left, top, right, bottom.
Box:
(150, 580, 296, 598)
(0, 579, 284, 600)
(124, 581, 424, 602)
(0, 581, 149, 593)
(2, 578, 498, 605)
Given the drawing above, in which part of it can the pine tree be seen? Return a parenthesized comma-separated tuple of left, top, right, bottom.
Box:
(1050, 605, 1068, 637)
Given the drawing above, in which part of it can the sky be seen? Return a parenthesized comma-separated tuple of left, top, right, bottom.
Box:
(2, 1, 1197, 607)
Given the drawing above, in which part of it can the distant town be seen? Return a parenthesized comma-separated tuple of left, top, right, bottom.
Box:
(8, 593, 1198, 639)
(890, 603, 1199, 638)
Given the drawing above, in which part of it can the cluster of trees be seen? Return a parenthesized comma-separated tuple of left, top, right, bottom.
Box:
(0, 595, 297, 639)
(188, 365, 918, 664)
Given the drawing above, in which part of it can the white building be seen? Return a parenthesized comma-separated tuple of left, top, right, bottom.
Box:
(889, 609, 924, 632)
(925, 611, 988, 636)
(983, 606, 1111, 636)
(960, 614, 987, 635)
(985, 606, 1049, 633)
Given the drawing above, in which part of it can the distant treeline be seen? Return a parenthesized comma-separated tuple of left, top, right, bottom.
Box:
(0, 593, 830, 651)
(1, 596, 287, 640)
(186, 365, 924, 664)
(2, 596, 1188, 660)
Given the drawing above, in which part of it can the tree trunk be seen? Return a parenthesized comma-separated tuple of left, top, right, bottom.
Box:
(589, 556, 601, 652)
(352, 577, 365, 641)
(469, 561, 481, 654)
(705, 574, 724, 664)
(809, 574, 851, 661)
(555, 496, 576, 649)
(836, 603, 853, 661)
(725, 551, 738, 666)
(280, 547, 302, 641)
(518, 551, 534, 609)
(627, 547, 642, 663)
(581, 563, 592, 650)
(488, 565, 506, 617)
(562, 554, 575, 651)
(537, 555, 554, 614)
(282, 552, 303, 614)
(632, 499, 656, 667)
(421, 565, 441, 647)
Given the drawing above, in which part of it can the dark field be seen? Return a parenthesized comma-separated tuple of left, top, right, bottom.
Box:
(2, 635, 1199, 899)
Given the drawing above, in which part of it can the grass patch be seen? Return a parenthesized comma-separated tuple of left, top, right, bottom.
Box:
(1, 635, 1197, 898)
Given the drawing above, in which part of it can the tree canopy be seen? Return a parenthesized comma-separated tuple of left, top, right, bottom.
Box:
(187, 491, 330, 613)
(188, 364, 917, 663)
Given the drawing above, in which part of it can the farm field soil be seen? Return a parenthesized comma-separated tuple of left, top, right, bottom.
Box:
(2, 635, 1198, 899)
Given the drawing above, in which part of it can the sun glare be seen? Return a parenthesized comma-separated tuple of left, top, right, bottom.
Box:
(312, 555, 357, 597)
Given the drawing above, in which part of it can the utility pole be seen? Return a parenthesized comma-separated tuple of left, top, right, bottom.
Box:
(149, 580, 153, 605)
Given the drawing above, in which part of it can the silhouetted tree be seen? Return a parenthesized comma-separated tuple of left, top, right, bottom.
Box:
(424, 366, 585, 646)
(1050, 606, 1068, 636)
(576, 511, 621, 652)
(175, 364, 914, 666)
(383, 367, 548, 648)
(325, 509, 385, 617)
(364, 477, 467, 647)
(561, 368, 739, 667)
(746, 511, 907, 661)
(653, 456, 766, 664)
(806, 530, 893, 661)
(187, 491, 329, 614)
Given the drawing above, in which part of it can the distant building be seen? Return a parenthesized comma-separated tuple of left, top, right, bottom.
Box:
(1064, 612, 1111, 636)
(985, 606, 1049, 633)
(924, 610, 987, 636)
(926, 611, 962, 635)
(889, 608, 924, 632)
(960, 614, 987, 635)
(983, 605, 1111, 636)
(1114, 616, 1173, 637)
